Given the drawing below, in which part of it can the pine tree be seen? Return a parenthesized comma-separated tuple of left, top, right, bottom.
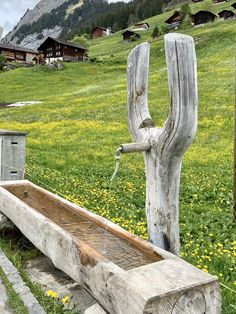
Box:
(151, 25, 160, 38)
(179, 4, 192, 28)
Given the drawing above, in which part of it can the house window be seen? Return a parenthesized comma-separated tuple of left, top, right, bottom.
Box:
(56, 51, 61, 56)
(56, 44, 60, 50)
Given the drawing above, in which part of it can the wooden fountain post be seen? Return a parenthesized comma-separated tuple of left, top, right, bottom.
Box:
(125, 33, 197, 255)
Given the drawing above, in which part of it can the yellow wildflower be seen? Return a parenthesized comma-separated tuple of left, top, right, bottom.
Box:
(46, 290, 54, 297)
(46, 290, 58, 298)
(61, 296, 70, 304)
(51, 291, 58, 298)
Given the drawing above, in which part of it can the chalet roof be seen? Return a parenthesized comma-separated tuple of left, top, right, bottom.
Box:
(0, 42, 38, 54)
(192, 10, 217, 18)
(165, 11, 181, 24)
(134, 22, 150, 27)
(91, 26, 114, 34)
(218, 10, 234, 15)
(122, 30, 138, 35)
(92, 26, 107, 32)
(37, 37, 87, 51)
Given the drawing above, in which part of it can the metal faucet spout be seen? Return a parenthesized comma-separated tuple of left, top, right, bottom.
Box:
(110, 143, 151, 181)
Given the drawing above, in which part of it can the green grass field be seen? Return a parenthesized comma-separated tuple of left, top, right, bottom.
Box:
(0, 0, 235, 312)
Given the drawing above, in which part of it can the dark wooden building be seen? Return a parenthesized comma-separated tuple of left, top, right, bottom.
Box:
(165, 11, 181, 29)
(165, 11, 180, 24)
(192, 0, 204, 3)
(38, 37, 87, 62)
(0, 43, 38, 63)
(91, 26, 106, 39)
(133, 22, 150, 30)
(192, 11, 217, 25)
(218, 10, 235, 19)
(213, 0, 228, 3)
(91, 26, 114, 39)
(122, 30, 140, 41)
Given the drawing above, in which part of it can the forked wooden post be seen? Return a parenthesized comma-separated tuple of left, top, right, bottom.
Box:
(126, 33, 198, 255)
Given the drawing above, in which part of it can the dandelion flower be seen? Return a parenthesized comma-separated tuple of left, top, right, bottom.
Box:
(51, 291, 58, 298)
(46, 290, 58, 298)
(61, 296, 70, 304)
(46, 290, 54, 297)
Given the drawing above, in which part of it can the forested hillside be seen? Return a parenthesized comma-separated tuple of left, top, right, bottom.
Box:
(6, 0, 167, 46)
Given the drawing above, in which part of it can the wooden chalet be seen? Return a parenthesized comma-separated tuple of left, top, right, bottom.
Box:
(91, 26, 114, 39)
(122, 30, 140, 41)
(165, 11, 181, 29)
(37, 37, 87, 62)
(192, 11, 217, 25)
(218, 10, 235, 19)
(213, 0, 228, 3)
(232, 2, 236, 9)
(0, 43, 38, 63)
(133, 22, 150, 30)
(192, 0, 204, 3)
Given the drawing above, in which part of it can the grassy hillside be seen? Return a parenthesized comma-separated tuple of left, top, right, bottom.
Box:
(0, 0, 235, 312)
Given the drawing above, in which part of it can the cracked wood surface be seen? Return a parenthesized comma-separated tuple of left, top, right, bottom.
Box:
(127, 33, 198, 255)
(0, 180, 220, 313)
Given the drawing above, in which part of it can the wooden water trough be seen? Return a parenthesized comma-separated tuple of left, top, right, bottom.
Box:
(0, 180, 221, 313)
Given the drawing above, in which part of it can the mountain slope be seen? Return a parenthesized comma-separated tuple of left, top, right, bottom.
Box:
(3, 0, 164, 49)
(3, 0, 69, 44)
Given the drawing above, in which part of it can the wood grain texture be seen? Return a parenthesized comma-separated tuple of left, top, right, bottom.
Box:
(127, 33, 198, 255)
(0, 180, 220, 314)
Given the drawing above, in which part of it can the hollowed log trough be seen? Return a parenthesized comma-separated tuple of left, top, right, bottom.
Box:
(0, 180, 220, 313)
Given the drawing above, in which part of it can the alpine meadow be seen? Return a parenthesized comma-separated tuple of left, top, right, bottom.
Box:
(0, 0, 235, 313)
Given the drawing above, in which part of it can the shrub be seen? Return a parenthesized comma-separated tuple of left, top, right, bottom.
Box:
(161, 24, 169, 35)
(151, 25, 160, 38)
(0, 54, 6, 70)
(89, 57, 98, 63)
(179, 4, 192, 29)
(129, 35, 139, 42)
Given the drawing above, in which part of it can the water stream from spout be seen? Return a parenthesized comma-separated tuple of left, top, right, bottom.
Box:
(110, 147, 122, 182)
(101, 147, 122, 254)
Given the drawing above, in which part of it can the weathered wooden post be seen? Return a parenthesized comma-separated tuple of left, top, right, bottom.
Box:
(118, 33, 197, 255)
